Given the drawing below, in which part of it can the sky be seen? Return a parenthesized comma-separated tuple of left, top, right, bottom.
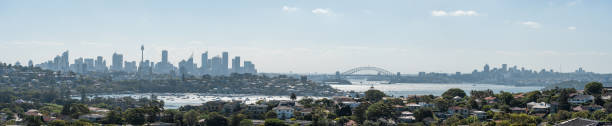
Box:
(1, 0, 611, 74)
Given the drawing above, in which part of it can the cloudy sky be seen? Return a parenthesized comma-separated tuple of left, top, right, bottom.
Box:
(1, 0, 611, 74)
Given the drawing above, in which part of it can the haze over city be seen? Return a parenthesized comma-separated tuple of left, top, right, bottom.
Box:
(1, 0, 611, 74)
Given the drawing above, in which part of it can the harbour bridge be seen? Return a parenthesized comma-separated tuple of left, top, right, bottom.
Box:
(334, 66, 399, 81)
(338, 66, 395, 76)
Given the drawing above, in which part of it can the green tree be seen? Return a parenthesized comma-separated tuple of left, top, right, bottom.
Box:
(442, 88, 466, 99)
(125, 108, 146, 125)
(239, 119, 253, 126)
(207, 113, 229, 126)
(414, 108, 433, 121)
(48, 120, 68, 126)
(24, 115, 43, 126)
(264, 118, 288, 126)
(365, 89, 386, 102)
(103, 109, 123, 124)
(572, 111, 590, 118)
(585, 82, 603, 95)
(230, 114, 247, 126)
(365, 101, 394, 120)
(592, 110, 607, 120)
(290, 93, 297, 101)
(352, 102, 370, 123)
(265, 111, 278, 119)
(183, 110, 200, 126)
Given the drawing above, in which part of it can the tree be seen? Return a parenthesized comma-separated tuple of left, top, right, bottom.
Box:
(103, 109, 123, 124)
(414, 108, 433, 121)
(353, 102, 370, 123)
(558, 89, 571, 111)
(592, 110, 607, 120)
(290, 93, 297, 101)
(442, 88, 466, 99)
(365, 101, 394, 120)
(183, 110, 200, 126)
(585, 82, 603, 95)
(24, 115, 43, 126)
(264, 118, 288, 126)
(239, 119, 253, 126)
(206, 112, 229, 126)
(48, 120, 68, 126)
(230, 114, 247, 126)
(365, 89, 386, 102)
(125, 108, 146, 125)
(265, 111, 278, 119)
(336, 105, 352, 116)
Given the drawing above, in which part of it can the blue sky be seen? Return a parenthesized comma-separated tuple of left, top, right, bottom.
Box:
(1, 0, 611, 74)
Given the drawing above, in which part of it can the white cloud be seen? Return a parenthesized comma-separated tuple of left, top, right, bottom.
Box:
(312, 8, 333, 16)
(431, 10, 479, 16)
(282, 6, 298, 12)
(431, 10, 448, 16)
(568, 26, 577, 30)
(521, 21, 541, 29)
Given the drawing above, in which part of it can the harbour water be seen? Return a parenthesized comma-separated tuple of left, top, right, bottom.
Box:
(80, 82, 543, 109)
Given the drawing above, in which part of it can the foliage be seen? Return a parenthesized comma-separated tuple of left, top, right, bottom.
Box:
(206, 112, 229, 126)
(365, 101, 394, 120)
(442, 88, 466, 99)
(264, 118, 288, 126)
(585, 82, 603, 95)
(365, 89, 386, 102)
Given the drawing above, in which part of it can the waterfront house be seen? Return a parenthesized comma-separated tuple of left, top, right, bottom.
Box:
(247, 104, 268, 114)
(398, 111, 416, 123)
(568, 94, 594, 104)
(472, 110, 488, 120)
(79, 114, 105, 122)
(527, 102, 550, 113)
(273, 106, 295, 120)
(448, 106, 469, 117)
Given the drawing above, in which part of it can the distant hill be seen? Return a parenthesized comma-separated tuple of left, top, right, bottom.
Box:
(543, 80, 610, 90)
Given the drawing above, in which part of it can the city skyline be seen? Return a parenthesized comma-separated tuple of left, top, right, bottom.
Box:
(1, 0, 612, 73)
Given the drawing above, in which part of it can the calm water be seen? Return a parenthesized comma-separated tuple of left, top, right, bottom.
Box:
(80, 82, 542, 109)
(76, 93, 326, 109)
(330, 83, 544, 96)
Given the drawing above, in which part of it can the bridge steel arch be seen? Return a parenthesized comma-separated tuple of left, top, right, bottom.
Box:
(341, 66, 394, 76)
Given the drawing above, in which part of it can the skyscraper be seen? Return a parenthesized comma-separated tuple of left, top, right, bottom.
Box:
(111, 53, 124, 71)
(502, 64, 508, 72)
(95, 56, 107, 72)
(484, 64, 490, 72)
(222, 52, 229, 74)
(162, 50, 168, 63)
(232, 56, 241, 73)
(201, 51, 208, 73)
(61, 51, 69, 72)
(210, 56, 223, 76)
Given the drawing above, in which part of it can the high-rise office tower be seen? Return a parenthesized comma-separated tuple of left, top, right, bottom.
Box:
(61, 51, 69, 71)
(484, 64, 490, 72)
(210, 56, 223, 76)
(222, 52, 228, 74)
(502, 64, 508, 72)
(111, 53, 124, 71)
(162, 50, 168, 63)
(243, 61, 257, 74)
(95, 56, 107, 72)
(201, 51, 208, 73)
(232, 56, 241, 73)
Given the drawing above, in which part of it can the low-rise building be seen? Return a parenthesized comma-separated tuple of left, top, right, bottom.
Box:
(568, 94, 594, 104)
(273, 106, 294, 120)
(448, 106, 469, 117)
